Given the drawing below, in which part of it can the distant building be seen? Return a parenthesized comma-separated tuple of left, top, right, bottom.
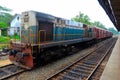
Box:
(8, 14, 21, 36)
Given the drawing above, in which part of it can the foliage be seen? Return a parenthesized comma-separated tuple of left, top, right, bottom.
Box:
(0, 36, 10, 49)
(0, 35, 20, 43)
(72, 12, 92, 25)
(0, 35, 20, 49)
(108, 28, 119, 35)
(0, 5, 13, 29)
(72, 12, 108, 29)
(9, 35, 20, 40)
(1, 28, 8, 36)
(0, 36, 10, 43)
(0, 44, 9, 50)
(92, 21, 107, 30)
(0, 6, 12, 12)
(0, 22, 8, 28)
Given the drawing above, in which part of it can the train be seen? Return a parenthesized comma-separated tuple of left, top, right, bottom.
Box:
(7, 11, 113, 69)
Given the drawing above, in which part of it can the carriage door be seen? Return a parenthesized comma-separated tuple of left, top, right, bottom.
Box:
(83, 24, 89, 37)
(38, 21, 53, 42)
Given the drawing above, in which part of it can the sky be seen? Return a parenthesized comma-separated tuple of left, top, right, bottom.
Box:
(0, 0, 117, 30)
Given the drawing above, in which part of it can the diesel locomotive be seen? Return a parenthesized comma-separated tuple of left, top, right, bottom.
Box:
(8, 11, 113, 69)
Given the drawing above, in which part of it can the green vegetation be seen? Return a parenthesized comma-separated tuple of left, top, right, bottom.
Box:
(0, 44, 9, 50)
(92, 21, 107, 30)
(9, 35, 20, 40)
(72, 12, 106, 29)
(0, 36, 10, 43)
(0, 36, 10, 50)
(0, 35, 20, 43)
(5, 33, 20, 40)
(0, 22, 8, 28)
(72, 12, 92, 25)
(0, 5, 13, 36)
(0, 5, 13, 29)
(72, 12, 119, 35)
(0, 5, 20, 49)
(0, 35, 20, 50)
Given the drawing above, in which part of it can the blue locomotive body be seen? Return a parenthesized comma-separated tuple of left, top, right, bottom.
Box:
(53, 21, 85, 41)
(20, 11, 93, 47)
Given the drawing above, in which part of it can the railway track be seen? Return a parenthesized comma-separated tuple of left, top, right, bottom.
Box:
(0, 51, 7, 57)
(0, 64, 25, 80)
(47, 38, 117, 80)
(89, 45, 114, 80)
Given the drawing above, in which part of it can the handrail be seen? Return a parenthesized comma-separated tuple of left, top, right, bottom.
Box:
(28, 29, 34, 54)
(38, 30, 46, 53)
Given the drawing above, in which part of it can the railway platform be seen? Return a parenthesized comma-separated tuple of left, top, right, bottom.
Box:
(100, 36, 120, 80)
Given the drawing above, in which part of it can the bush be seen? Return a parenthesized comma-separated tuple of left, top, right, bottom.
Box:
(0, 35, 20, 50)
(0, 35, 20, 43)
(0, 44, 9, 50)
(0, 36, 10, 43)
(9, 35, 20, 40)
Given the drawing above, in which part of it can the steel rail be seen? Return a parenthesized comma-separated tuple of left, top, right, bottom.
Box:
(89, 42, 114, 80)
(0, 64, 13, 68)
(0, 64, 26, 80)
(46, 38, 117, 80)
(86, 38, 116, 80)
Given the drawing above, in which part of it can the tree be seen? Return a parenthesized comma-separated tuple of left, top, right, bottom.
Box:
(72, 12, 109, 30)
(72, 12, 92, 25)
(92, 21, 107, 30)
(0, 5, 13, 28)
(0, 6, 12, 12)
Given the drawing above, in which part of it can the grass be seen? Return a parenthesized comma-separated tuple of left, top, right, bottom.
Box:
(9, 35, 20, 40)
(0, 35, 20, 50)
(0, 44, 9, 50)
(0, 36, 10, 43)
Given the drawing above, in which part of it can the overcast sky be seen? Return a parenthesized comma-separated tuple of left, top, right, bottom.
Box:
(0, 0, 116, 30)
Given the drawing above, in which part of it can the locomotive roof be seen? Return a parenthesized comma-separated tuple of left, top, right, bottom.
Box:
(24, 10, 83, 27)
(28, 10, 65, 20)
(22, 10, 112, 32)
